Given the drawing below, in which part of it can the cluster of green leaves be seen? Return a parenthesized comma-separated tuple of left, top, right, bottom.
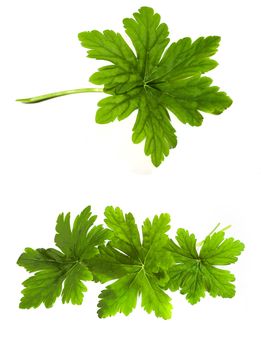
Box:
(17, 206, 244, 319)
(78, 6, 232, 166)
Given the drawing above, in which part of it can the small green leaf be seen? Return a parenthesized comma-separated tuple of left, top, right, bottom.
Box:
(17, 206, 109, 308)
(167, 228, 244, 304)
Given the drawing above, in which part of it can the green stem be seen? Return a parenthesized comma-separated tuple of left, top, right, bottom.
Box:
(196, 223, 232, 247)
(219, 224, 232, 232)
(16, 87, 104, 103)
(207, 222, 221, 237)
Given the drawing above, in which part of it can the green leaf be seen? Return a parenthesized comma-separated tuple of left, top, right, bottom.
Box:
(132, 91, 177, 167)
(156, 76, 232, 126)
(167, 228, 244, 304)
(97, 272, 141, 317)
(95, 91, 139, 124)
(104, 206, 142, 258)
(78, 30, 142, 94)
(17, 206, 109, 308)
(123, 6, 170, 77)
(140, 273, 172, 319)
(79, 6, 232, 166)
(19, 267, 65, 309)
(142, 213, 173, 271)
(149, 36, 221, 82)
(61, 263, 92, 304)
(89, 243, 141, 283)
(97, 270, 172, 319)
(91, 207, 173, 319)
(19, 260, 92, 308)
(200, 231, 245, 265)
(17, 247, 65, 272)
(17, 205, 245, 317)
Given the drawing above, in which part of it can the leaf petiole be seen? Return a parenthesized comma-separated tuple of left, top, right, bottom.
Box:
(16, 87, 104, 103)
(207, 222, 221, 236)
(197, 222, 232, 247)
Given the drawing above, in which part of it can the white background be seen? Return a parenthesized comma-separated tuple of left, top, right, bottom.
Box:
(0, 0, 260, 348)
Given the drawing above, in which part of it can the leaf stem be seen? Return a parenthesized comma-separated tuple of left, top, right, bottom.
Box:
(207, 222, 221, 237)
(197, 223, 232, 247)
(219, 224, 232, 232)
(16, 87, 104, 103)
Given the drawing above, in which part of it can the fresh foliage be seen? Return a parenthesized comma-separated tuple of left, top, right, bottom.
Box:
(89, 207, 174, 319)
(18, 206, 244, 318)
(166, 228, 245, 304)
(17, 6, 232, 167)
(17, 206, 110, 308)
